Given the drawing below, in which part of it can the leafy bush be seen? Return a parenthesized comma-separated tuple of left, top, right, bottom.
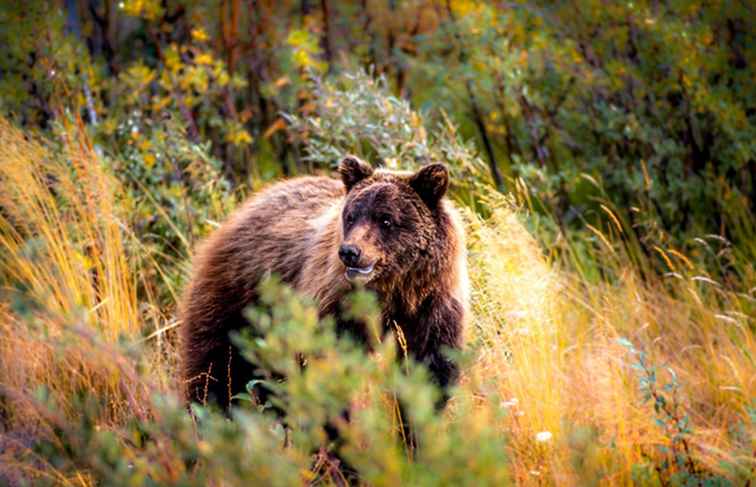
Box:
(6, 276, 510, 486)
(101, 116, 237, 309)
(285, 70, 493, 209)
(619, 339, 720, 486)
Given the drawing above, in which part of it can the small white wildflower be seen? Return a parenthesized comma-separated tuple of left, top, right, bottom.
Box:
(500, 398, 518, 409)
(535, 431, 553, 442)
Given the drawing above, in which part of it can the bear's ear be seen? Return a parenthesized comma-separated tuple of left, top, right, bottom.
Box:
(409, 163, 449, 207)
(339, 155, 374, 191)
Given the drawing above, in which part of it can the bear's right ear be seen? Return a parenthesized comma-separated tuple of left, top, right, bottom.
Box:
(409, 163, 449, 208)
(339, 155, 374, 191)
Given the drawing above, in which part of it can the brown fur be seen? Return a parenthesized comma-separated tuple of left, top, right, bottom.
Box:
(179, 156, 468, 410)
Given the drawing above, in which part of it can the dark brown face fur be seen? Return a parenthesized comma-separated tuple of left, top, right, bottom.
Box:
(338, 156, 449, 289)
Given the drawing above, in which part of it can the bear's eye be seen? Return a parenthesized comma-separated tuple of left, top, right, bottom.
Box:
(345, 213, 355, 225)
(380, 216, 393, 229)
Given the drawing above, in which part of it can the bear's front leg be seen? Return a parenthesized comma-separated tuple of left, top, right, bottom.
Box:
(393, 291, 464, 452)
(414, 292, 464, 409)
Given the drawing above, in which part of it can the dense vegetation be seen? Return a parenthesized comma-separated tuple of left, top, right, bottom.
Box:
(0, 1, 753, 485)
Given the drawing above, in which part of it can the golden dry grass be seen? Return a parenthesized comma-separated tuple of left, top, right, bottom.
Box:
(463, 196, 754, 484)
(0, 117, 163, 432)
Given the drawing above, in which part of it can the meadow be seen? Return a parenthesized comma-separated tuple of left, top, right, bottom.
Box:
(0, 1, 754, 485)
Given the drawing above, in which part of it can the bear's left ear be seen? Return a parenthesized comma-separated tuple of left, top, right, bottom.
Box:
(339, 155, 374, 191)
(409, 163, 449, 208)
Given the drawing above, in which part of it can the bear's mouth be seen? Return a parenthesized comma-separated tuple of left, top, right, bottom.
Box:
(344, 262, 375, 283)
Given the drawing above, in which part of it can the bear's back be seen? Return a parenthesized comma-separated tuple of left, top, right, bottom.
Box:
(179, 176, 347, 406)
(194, 176, 344, 290)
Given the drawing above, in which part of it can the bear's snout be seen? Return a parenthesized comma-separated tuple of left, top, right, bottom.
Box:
(339, 242, 377, 283)
(338, 244, 362, 267)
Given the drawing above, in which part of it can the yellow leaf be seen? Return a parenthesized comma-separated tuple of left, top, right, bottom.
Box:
(217, 71, 230, 87)
(165, 44, 181, 73)
(144, 153, 156, 168)
(226, 127, 253, 146)
(195, 53, 213, 66)
(191, 28, 209, 42)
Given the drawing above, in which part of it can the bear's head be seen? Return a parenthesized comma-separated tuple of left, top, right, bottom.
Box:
(337, 155, 449, 287)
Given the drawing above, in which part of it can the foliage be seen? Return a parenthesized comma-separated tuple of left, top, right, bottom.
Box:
(618, 338, 714, 486)
(0, 1, 754, 484)
(103, 116, 237, 308)
(285, 70, 492, 208)
(409, 1, 755, 247)
(4, 275, 511, 486)
(1, 0, 752, 252)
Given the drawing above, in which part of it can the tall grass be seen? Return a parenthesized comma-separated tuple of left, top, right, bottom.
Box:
(0, 116, 166, 435)
(464, 189, 754, 483)
(0, 105, 753, 485)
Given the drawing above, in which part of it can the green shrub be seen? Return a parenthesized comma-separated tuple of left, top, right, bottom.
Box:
(16, 277, 510, 486)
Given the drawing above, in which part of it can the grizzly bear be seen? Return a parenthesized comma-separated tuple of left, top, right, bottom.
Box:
(179, 156, 468, 412)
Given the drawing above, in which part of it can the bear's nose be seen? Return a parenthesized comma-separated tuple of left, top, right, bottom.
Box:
(338, 244, 361, 267)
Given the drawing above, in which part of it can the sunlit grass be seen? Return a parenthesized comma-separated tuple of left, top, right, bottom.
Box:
(0, 118, 139, 338)
(0, 116, 152, 429)
(462, 189, 754, 484)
